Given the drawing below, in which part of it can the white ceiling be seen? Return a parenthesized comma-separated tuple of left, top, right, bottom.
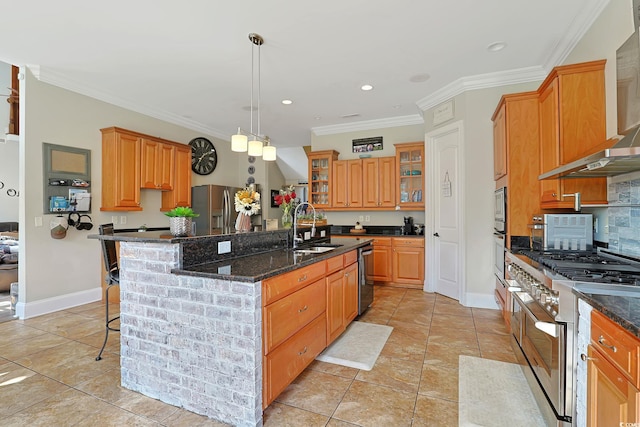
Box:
(0, 0, 612, 148)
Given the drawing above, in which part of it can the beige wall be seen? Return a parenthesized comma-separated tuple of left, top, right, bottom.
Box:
(19, 68, 248, 314)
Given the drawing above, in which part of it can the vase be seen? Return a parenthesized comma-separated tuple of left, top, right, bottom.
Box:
(282, 209, 293, 229)
(235, 213, 252, 232)
(169, 217, 192, 237)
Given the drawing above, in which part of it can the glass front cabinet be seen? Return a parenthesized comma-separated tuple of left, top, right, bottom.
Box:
(395, 142, 424, 208)
(308, 150, 339, 208)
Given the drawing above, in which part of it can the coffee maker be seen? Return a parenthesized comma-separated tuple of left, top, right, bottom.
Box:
(402, 216, 416, 235)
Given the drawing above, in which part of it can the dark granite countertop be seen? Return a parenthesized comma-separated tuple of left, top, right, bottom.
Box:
(330, 225, 424, 237)
(88, 230, 191, 243)
(175, 237, 372, 283)
(573, 290, 640, 339)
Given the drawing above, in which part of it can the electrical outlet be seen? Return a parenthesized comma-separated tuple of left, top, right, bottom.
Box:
(304, 231, 311, 240)
(365, 215, 370, 222)
(218, 241, 231, 254)
(34, 216, 43, 227)
(320, 230, 326, 237)
(120, 215, 127, 225)
(359, 215, 364, 222)
(111, 216, 118, 225)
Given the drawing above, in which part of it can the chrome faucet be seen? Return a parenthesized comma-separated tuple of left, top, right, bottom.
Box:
(293, 202, 316, 248)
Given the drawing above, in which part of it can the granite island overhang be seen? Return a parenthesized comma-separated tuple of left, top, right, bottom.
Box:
(89, 229, 371, 427)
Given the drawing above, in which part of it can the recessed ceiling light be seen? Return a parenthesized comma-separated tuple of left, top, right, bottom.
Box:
(314, 116, 322, 120)
(392, 105, 402, 109)
(281, 99, 292, 105)
(361, 84, 374, 91)
(341, 113, 361, 118)
(487, 42, 507, 52)
(409, 74, 430, 83)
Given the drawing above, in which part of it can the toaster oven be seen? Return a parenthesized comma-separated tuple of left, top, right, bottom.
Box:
(530, 213, 593, 251)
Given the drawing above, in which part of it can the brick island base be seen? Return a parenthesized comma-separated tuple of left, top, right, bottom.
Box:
(118, 241, 262, 427)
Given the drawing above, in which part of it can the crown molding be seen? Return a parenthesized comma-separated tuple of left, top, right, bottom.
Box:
(312, 114, 424, 136)
(28, 65, 230, 141)
(416, 66, 547, 111)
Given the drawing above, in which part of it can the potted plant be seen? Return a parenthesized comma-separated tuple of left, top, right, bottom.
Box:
(164, 206, 199, 236)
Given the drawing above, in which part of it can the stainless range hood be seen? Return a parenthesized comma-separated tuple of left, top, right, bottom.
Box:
(539, 126, 640, 179)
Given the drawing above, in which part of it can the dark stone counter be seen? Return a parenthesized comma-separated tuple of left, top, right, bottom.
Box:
(330, 225, 424, 237)
(175, 237, 371, 283)
(573, 290, 640, 339)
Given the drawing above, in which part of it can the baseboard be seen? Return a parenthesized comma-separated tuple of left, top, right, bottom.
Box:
(17, 287, 102, 319)
(463, 292, 500, 310)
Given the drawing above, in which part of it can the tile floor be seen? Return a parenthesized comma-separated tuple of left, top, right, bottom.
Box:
(0, 286, 516, 426)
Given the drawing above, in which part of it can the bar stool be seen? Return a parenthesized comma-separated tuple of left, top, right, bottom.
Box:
(96, 223, 120, 361)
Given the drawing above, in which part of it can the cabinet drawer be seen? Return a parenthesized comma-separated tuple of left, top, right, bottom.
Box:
(392, 237, 425, 248)
(591, 310, 640, 387)
(372, 237, 392, 246)
(263, 279, 326, 354)
(326, 255, 343, 274)
(262, 261, 326, 305)
(263, 314, 327, 408)
(344, 250, 357, 266)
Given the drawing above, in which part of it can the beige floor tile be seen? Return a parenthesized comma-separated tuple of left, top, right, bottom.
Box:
(424, 342, 480, 370)
(481, 350, 518, 364)
(356, 306, 395, 324)
(471, 307, 502, 319)
(473, 316, 510, 335)
(306, 359, 359, 379)
(22, 311, 105, 339)
(427, 325, 479, 350)
(76, 329, 121, 355)
(263, 402, 329, 427)
(75, 367, 133, 402)
(412, 395, 458, 427)
(0, 322, 48, 347)
(0, 361, 70, 417)
(276, 369, 353, 416)
(0, 331, 71, 359)
(389, 306, 432, 326)
(326, 419, 362, 427)
(380, 327, 428, 362)
(356, 354, 422, 393)
(15, 339, 119, 386)
(477, 331, 513, 354)
(418, 363, 458, 401)
(161, 407, 230, 426)
(333, 380, 416, 427)
(433, 301, 473, 317)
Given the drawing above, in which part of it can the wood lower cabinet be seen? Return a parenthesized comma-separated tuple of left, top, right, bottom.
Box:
(392, 237, 425, 288)
(586, 311, 640, 426)
(370, 237, 392, 282)
(326, 251, 358, 345)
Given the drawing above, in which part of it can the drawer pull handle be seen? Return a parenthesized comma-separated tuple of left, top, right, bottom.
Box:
(298, 346, 308, 356)
(580, 353, 595, 362)
(298, 305, 308, 313)
(297, 274, 308, 282)
(598, 335, 617, 353)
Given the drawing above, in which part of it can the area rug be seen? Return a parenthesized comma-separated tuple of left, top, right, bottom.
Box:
(316, 321, 393, 371)
(458, 355, 545, 427)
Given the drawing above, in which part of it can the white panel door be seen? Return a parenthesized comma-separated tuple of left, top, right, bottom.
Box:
(426, 121, 464, 301)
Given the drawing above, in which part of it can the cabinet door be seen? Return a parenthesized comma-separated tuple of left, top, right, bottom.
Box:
(101, 130, 141, 211)
(161, 144, 192, 210)
(587, 345, 640, 426)
(140, 139, 174, 190)
(326, 270, 345, 344)
(308, 151, 338, 208)
(371, 242, 392, 282)
(392, 240, 425, 285)
(343, 262, 358, 324)
(158, 143, 175, 190)
(332, 160, 349, 207)
(378, 157, 396, 207)
(395, 143, 424, 208)
(539, 78, 561, 204)
(493, 103, 507, 180)
(347, 159, 363, 208)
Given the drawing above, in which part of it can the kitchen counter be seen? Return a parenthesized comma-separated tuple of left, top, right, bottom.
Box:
(330, 225, 425, 237)
(573, 289, 640, 339)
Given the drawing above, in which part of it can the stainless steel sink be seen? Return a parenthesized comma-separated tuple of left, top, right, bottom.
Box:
(574, 282, 640, 298)
(293, 246, 336, 254)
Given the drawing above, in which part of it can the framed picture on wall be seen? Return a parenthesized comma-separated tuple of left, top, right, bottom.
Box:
(270, 190, 280, 208)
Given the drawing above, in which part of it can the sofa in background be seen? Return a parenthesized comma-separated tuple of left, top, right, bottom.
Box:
(0, 222, 18, 292)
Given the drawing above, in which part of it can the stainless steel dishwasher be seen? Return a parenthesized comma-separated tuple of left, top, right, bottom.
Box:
(358, 243, 374, 315)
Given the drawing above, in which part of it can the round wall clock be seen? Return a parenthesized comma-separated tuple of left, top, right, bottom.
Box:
(189, 137, 218, 175)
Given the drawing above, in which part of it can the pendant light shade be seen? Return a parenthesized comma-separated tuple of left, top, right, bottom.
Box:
(248, 139, 263, 156)
(230, 33, 277, 161)
(262, 144, 276, 161)
(231, 132, 248, 152)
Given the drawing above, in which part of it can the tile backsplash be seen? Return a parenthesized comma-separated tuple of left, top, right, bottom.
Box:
(607, 179, 640, 256)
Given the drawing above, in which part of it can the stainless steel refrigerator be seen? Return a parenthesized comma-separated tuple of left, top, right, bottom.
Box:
(191, 184, 242, 235)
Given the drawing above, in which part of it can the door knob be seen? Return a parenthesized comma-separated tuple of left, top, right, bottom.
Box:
(433, 232, 439, 237)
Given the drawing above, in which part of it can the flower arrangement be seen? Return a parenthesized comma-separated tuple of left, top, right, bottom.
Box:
(274, 185, 297, 228)
(234, 188, 261, 216)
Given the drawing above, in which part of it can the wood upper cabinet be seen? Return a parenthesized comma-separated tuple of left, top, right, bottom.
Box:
(101, 127, 142, 211)
(392, 237, 424, 287)
(587, 311, 640, 426)
(538, 60, 609, 208)
(492, 92, 540, 244)
(493, 102, 507, 180)
(140, 138, 174, 190)
(363, 157, 396, 208)
(395, 142, 424, 208)
(161, 144, 192, 211)
(332, 159, 363, 208)
(308, 150, 339, 209)
(101, 127, 192, 212)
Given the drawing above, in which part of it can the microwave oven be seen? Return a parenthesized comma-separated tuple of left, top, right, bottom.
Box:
(530, 213, 593, 251)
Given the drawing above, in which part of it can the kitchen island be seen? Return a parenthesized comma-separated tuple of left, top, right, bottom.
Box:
(91, 229, 370, 427)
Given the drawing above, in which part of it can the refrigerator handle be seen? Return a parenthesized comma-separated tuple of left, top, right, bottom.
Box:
(223, 189, 229, 230)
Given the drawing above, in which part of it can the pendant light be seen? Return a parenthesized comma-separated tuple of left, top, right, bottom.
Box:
(231, 33, 276, 161)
